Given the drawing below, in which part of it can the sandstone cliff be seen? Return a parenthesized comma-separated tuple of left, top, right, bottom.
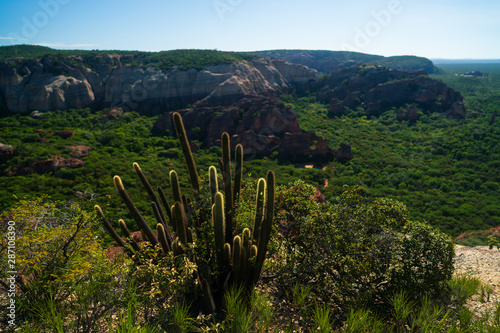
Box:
(0, 54, 318, 114)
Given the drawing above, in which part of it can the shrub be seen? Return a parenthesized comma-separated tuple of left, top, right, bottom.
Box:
(0, 197, 127, 332)
(272, 183, 455, 320)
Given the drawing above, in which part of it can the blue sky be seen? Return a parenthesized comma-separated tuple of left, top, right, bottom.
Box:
(1, 0, 499, 59)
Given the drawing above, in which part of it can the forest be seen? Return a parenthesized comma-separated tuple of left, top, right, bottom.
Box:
(1, 62, 499, 237)
(1, 54, 500, 331)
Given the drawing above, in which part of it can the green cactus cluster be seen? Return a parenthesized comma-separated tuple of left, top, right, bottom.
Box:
(94, 112, 275, 314)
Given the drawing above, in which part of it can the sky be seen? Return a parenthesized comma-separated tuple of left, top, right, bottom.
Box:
(0, 0, 499, 60)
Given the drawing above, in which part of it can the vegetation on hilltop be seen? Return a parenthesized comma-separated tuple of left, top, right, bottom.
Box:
(253, 49, 438, 73)
(0, 45, 261, 71)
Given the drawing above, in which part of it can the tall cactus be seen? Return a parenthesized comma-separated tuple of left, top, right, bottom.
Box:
(172, 112, 200, 192)
(94, 112, 276, 315)
(221, 132, 234, 243)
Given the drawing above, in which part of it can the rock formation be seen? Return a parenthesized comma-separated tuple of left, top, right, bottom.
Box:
(0, 144, 14, 164)
(8, 155, 85, 176)
(154, 95, 347, 163)
(318, 65, 466, 119)
(0, 55, 318, 114)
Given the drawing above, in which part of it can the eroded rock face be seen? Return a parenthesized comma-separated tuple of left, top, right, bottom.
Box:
(0, 55, 318, 114)
(318, 65, 466, 118)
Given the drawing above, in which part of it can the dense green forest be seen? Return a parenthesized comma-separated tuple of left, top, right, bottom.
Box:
(0, 61, 499, 238)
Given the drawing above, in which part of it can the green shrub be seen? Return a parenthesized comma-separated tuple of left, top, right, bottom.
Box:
(272, 183, 455, 320)
(0, 197, 127, 332)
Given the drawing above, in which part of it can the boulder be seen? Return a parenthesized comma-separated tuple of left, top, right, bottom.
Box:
(32, 155, 84, 174)
(68, 145, 91, 158)
(277, 132, 335, 163)
(0, 144, 14, 164)
(335, 142, 354, 162)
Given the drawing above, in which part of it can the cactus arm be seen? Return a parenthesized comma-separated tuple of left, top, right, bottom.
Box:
(118, 219, 141, 253)
(113, 176, 158, 247)
(169, 170, 183, 207)
(232, 235, 242, 285)
(157, 186, 174, 227)
(172, 201, 188, 246)
(222, 132, 234, 243)
(152, 201, 172, 248)
(250, 171, 275, 286)
(224, 243, 231, 267)
(252, 178, 266, 244)
(94, 205, 128, 249)
(157, 223, 171, 253)
(209, 166, 218, 206)
(201, 279, 216, 314)
(172, 112, 200, 192)
(134, 162, 168, 226)
(213, 192, 226, 268)
(233, 144, 243, 205)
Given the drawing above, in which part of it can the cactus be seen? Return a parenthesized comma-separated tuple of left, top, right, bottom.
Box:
(113, 175, 158, 247)
(209, 166, 218, 206)
(95, 112, 276, 316)
(233, 144, 243, 205)
(157, 223, 171, 253)
(213, 192, 225, 268)
(119, 219, 142, 253)
(221, 132, 234, 243)
(172, 112, 200, 192)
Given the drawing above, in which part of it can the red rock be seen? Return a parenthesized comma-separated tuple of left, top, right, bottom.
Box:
(68, 145, 91, 158)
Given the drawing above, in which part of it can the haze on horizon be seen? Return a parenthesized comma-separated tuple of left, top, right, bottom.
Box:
(1, 0, 499, 60)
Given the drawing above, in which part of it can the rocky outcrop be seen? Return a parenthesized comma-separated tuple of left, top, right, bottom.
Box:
(277, 132, 335, 163)
(34, 129, 75, 140)
(68, 146, 91, 158)
(8, 155, 85, 176)
(0, 144, 14, 164)
(335, 142, 354, 162)
(318, 65, 465, 119)
(154, 95, 347, 162)
(32, 156, 84, 174)
(0, 55, 318, 114)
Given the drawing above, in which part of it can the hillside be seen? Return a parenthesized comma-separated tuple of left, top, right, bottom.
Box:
(0, 47, 499, 237)
(253, 49, 438, 74)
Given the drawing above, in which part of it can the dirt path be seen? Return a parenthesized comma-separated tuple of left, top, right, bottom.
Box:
(454, 245, 500, 316)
